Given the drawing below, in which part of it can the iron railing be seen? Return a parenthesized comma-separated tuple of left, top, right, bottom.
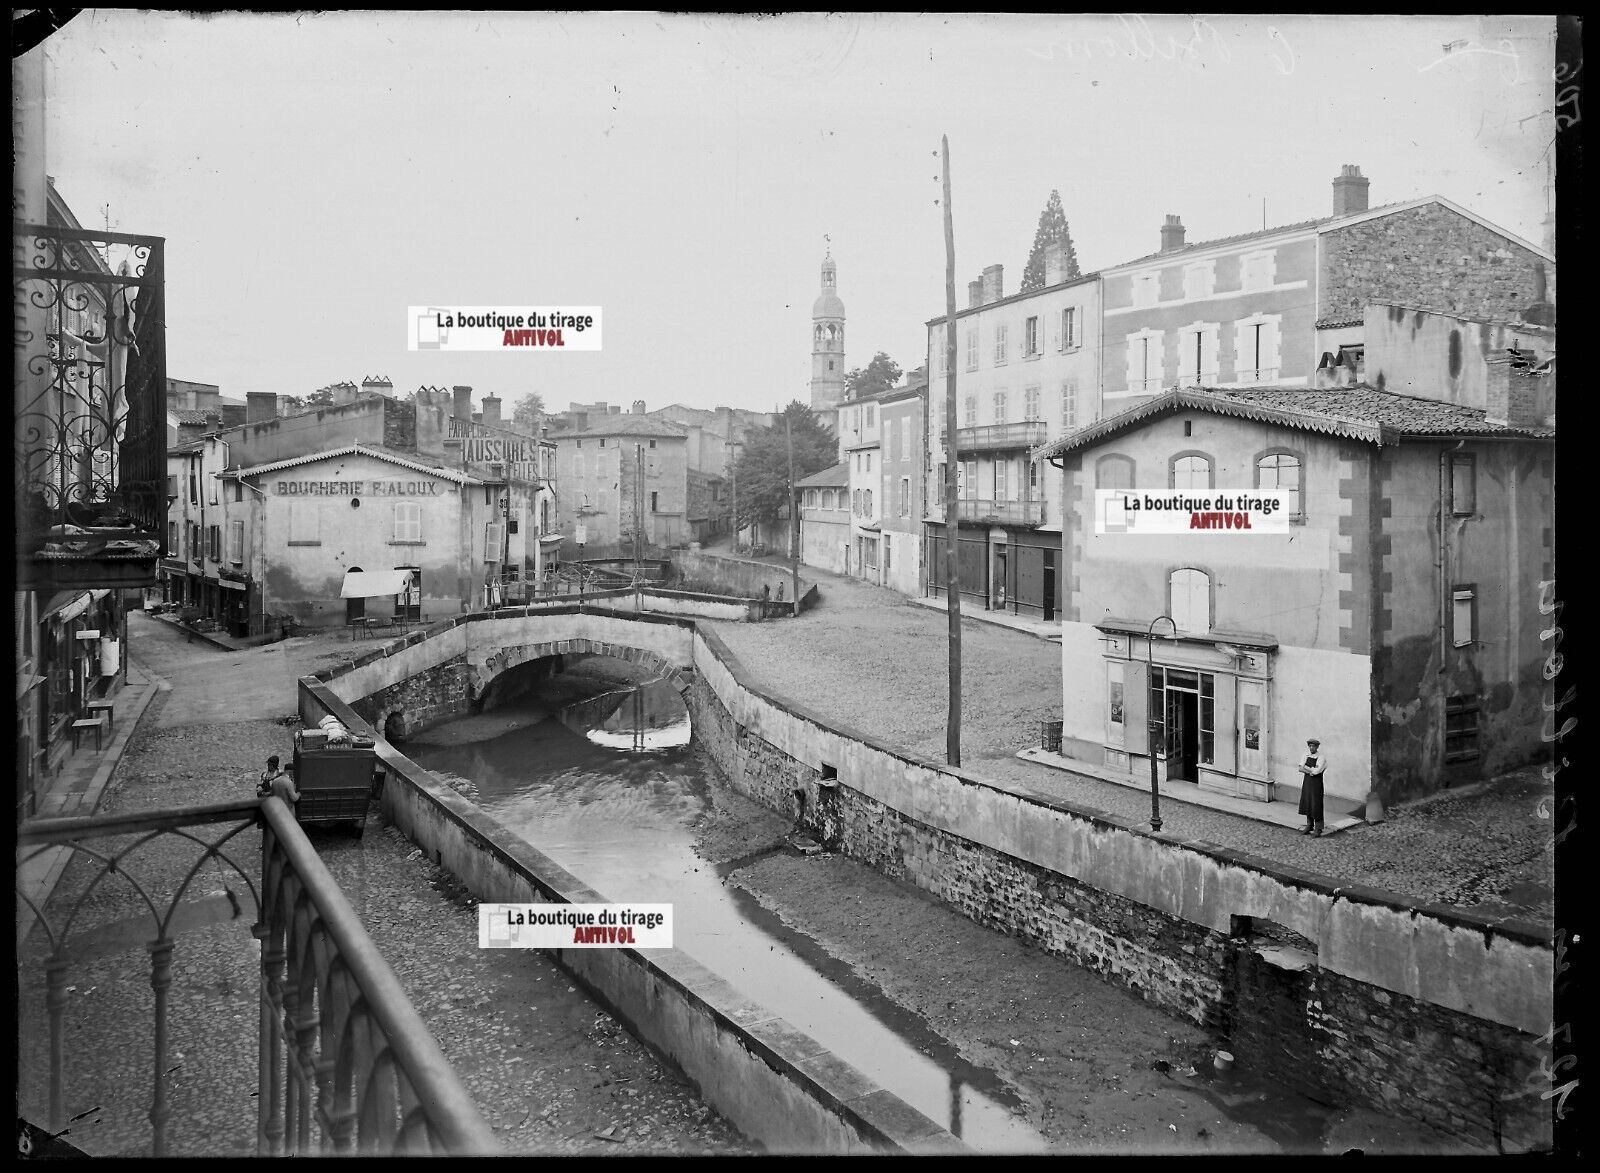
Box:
(956, 498, 1045, 526)
(14, 222, 167, 591)
(16, 799, 498, 1157)
(953, 421, 1048, 452)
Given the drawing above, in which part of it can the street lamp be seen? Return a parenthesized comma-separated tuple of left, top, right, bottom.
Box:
(1146, 615, 1178, 832)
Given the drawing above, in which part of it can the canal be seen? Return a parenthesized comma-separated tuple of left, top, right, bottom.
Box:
(402, 656, 1049, 1152)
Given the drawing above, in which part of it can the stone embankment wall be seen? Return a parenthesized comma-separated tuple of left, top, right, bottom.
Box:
(684, 624, 1553, 1152)
(301, 609, 1554, 1152)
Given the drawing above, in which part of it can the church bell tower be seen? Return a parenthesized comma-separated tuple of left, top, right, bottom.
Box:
(809, 243, 846, 430)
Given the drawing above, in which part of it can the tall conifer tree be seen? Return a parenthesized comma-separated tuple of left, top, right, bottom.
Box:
(1020, 189, 1081, 292)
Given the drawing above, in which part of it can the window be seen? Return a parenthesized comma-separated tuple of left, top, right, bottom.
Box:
(1024, 385, 1041, 421)
(1132, 272, 1159, 308)
(897, 477, 908, 516)
(965, 324, 978, 372)
(393, 501, 423, 543)
(1095, 454, 1135, 490)
(1183, 262, 1214, 300)
(960, 458, 977, 499)
(649, 438, 657, 449)
(1024, 315, 1040, 358)
(1170, 567, 1211, 634)
(287, 503, 319, 546)
(1200, 674, 1215, 765)
(993, 390, 1007, 423)
(1170, 453, 1213, 489)
(995, 459, 1009, 501)
(206, 525, 220, 561)
(1178, 323, 1219, 386)
(852, 489, 861, 515)
(805, 489, 816, 508)
(168, 520, 178, 556)
(484, 521, 504, 562)
(229, 519, 244, 563)
(865, 452, 872, 474)
(1028, 460, 1039, 493)
(1061, 379, 1077, 432)
(964, 395, 978, 427)
(650, 491, 659, 512)
(1453, 587, 1476, 647)
(993, 323, 1008, 366)
(234, 481, 243, 503)
(1445, 694, 1481, 762)
(189, 467, 198, 505)
(1127, 330, 1163, 394)
(901, 416, 911, 463)
(866, 404, 876, 428)
(1235, 316, 1281, 383)
(1256, 451, 1302, 520)
(1241, 250, 1276, 292)
(864, 489, 873, 515)
(1060, 306, 1078, 351)
(1451, 453, 1476, 515)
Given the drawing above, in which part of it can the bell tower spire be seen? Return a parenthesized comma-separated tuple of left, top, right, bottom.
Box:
(809, 237, 846, 427)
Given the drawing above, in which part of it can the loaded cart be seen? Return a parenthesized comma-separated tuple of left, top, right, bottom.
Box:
(292, 718, 383, 837)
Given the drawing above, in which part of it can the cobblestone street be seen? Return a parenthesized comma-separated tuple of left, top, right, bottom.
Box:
(706, 559, 1555, 932)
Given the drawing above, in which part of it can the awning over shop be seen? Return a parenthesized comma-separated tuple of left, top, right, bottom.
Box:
(538, 534, 566, 546)
(340, 569, 413, 599)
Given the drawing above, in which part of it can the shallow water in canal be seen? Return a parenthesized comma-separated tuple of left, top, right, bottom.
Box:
(403, 670, 1048, 1152)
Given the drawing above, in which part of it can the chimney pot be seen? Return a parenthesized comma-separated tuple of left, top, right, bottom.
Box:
(246, 391, 278, 424)
(1332, 164, 1370, 216)
(981, 263, 1004, 305)
(1160, 214, 1186, 253)
(632, 400, 646, 415)
(452, 385, 473, 423)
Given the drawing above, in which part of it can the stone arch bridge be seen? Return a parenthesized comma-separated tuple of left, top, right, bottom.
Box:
(306, 606, 698, 742)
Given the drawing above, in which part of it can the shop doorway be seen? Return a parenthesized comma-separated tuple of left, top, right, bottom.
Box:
(1164, 672, 1201, 783)
(345, 567, 365, 624)
(1042, 550, 1056, 623)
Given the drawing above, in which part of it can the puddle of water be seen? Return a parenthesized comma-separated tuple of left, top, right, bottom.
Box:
(405, 678, 1047, 1152)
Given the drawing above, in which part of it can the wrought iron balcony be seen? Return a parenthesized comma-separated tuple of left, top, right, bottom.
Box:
(14, 222, 168, 592)
(17, 799, 499, 1156)
(956, 497, 1045, 527)
(953, 421, 1048, 453)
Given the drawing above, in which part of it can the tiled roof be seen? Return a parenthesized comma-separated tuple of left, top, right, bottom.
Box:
(796, 462, 849, 488)
(563, 414, 689, 440)
(169, 408, 212, 425)
(230, 443, 493, 483)
(1033, 385, 1552, 461)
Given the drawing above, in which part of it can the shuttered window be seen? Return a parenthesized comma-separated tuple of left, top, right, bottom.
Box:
(394, 501, 423, 543)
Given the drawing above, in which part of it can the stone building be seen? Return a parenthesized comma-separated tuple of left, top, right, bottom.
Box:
(550, 410, 691, 552)
(922, 244, 1100, 620)
(165, 384, 556, 630)
(796, 462, 850, 575)
(1034, 317, 1554, 808)
(1098, 165, 1555, 416)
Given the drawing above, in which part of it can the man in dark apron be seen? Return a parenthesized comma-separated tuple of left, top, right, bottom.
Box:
(1297, 738, 1327, 836)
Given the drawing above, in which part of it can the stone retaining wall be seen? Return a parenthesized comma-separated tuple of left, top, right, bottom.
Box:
(301, 609, 1555, 1152)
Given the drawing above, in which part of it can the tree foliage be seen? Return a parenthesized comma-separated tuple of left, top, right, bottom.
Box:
(1020, 189, 1081, 293)
(511, 391, 546, 433)
(730, 400, 837, 530)
(843, 352, 902, 401)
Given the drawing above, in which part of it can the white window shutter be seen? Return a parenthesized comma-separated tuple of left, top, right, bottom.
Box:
(1126, 334, 1144, 392)
(1202, 325, 1220, 382)
(1263, 317, 1281, 375)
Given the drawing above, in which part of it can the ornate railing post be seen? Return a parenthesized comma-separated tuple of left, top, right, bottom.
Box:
(44, 953, 70, 1136)
(147, 935, 175, 1156)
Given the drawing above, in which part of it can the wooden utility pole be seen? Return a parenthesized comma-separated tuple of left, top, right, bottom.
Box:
(786, 411, 800, 616)
(941, 134, 962, 767)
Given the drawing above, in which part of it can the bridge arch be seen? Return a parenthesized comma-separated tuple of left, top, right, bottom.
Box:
(474, 638, 691, 703)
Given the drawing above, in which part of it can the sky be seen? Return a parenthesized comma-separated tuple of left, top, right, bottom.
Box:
(35, 12, 1556, 418)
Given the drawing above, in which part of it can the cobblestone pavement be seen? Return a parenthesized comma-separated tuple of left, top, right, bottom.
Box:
(704, 564, 1554, 932)
(15, 613, 752, 1156)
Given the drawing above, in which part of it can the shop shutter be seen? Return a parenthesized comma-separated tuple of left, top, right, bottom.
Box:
(1210, 671, 1237, 773)
(1122, 660, 1149, 751)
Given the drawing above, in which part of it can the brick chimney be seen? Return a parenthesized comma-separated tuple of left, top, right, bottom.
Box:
(981, 264, 1004, 305)
(632, 400, 646, 415)
(1332, 164, 1370, 216)
(1044, 242, 1065, 286)
(481, 394, 502, 426)
(361, 375, 394, 399)
(1160, 214, 1186, 253)
(452, 385, 473, 424)
(967, 279, 983, 309)
(1484, 351, 1553, 428)
(332, 380, 361, 406)
(246, 391, 278, 424)
(203, 410, 222, 435)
